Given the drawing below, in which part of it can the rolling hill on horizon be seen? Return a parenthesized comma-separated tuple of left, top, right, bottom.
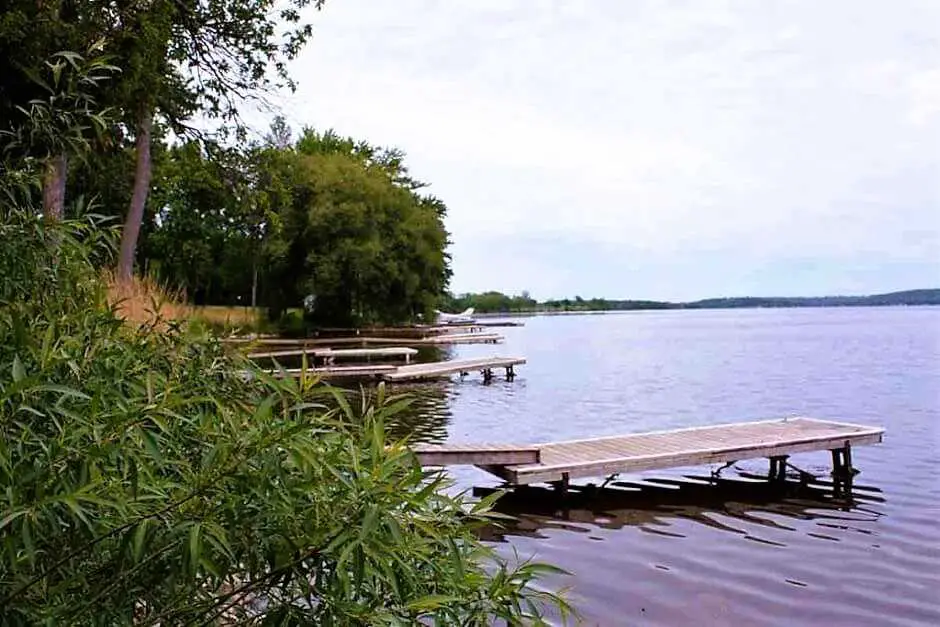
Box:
(679, 288, 940, 309)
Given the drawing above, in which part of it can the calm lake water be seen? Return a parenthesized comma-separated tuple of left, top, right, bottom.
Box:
(403, 307, 940, 626)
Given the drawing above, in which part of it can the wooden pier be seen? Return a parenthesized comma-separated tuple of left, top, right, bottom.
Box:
(419, 332, 503, 345)
(248, 346, 417, 364)
(262, 364, 398, 380)
(445, 320, 525, 328)
(384, 357, 525, 382)
(261, 356, 526, 383)
(229, 333, 503, 349)
(411, 417, 884, 490)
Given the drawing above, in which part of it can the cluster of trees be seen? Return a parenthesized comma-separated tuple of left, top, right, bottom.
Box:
(134, 124, 451, 326)
(1, 0, 451, 328)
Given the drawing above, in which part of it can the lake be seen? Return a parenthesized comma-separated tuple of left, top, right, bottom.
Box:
(404, 307, 940, 626)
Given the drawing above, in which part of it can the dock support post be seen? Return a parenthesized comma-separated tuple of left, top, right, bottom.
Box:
(769, 456, 788, 482)
(842, 443, 854, 474)
(831, 448, 842, 474)
(551, 473, 570, 496)
(831, 442, 857, 497)
(506, 365, 515, 381)
(482, 368, 493, 383)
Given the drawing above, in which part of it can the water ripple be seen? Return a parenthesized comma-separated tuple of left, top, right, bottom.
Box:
(413, 308, 940, 625)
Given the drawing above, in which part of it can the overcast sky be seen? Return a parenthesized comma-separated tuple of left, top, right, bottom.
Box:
(274, 0, 939, 301)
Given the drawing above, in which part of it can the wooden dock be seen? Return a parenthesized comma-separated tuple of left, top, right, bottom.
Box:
(261, 356, 526, 383)
(419, 332, 503, 345)
(412, 417, 884, 490)
(248, 346, 417, 363)
(262, 364, 399, 380)
(384, 357, 525, 382)
(235, 334, 502, 348)
(445, 320, 525, 328)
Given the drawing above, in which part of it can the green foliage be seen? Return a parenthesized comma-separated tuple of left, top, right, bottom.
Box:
(0, 45, 118, 204)
(260, 127, 452, 327)
(140, 141, 257, 302)
(0, 206, 571, 624)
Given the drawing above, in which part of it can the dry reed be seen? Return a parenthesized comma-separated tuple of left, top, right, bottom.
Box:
(105, 272, 260, 331)
(104, 271, 192, 327)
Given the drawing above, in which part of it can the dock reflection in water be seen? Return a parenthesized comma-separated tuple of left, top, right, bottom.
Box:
(472, 474, 885, 543)
(471, 473, 916, 626)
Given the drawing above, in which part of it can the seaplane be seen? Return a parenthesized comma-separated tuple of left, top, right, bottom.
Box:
(434, 307, 476, 325)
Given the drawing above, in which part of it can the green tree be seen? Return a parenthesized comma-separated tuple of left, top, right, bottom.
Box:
(264, 129, 451, 327)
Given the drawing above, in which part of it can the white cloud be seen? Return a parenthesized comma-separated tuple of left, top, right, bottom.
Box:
(277, 0, 940, 298)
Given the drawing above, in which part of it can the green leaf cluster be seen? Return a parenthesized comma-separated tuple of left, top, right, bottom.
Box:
(263, 129, 452, 327)
(0, 205, 571, 624)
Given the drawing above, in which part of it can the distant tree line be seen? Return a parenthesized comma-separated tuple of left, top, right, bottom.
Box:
(444, 289, 940, 314)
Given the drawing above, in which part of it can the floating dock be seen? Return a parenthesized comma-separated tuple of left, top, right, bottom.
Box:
(262, 356, 525, 383)
(412, 417, 884, 491)
(248, 346, 418, 363)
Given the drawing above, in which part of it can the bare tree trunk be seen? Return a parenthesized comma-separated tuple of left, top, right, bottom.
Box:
(118, 108, 153, 282)
(251, 261, 259, 308)
(42, 153, 67, 220)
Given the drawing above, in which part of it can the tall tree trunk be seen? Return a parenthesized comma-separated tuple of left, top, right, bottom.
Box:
(118, 107, 153, 282)
(42, 153, 67, 220)
(251, 261, 259, 308)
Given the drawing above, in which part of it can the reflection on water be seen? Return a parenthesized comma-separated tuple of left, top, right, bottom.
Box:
(386, 382, 453, 442)
(472, 474, 885, 544)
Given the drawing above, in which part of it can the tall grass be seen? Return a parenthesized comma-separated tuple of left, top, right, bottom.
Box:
(105, 270, 192, 327)
(105, 272, 265, 334)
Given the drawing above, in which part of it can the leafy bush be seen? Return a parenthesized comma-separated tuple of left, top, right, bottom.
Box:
(0, 207, 570, 624)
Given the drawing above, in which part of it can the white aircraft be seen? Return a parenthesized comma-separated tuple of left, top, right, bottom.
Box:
(434, 307, 476, 324)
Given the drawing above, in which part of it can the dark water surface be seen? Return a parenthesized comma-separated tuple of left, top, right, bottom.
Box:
(404, 307, 940, 626)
